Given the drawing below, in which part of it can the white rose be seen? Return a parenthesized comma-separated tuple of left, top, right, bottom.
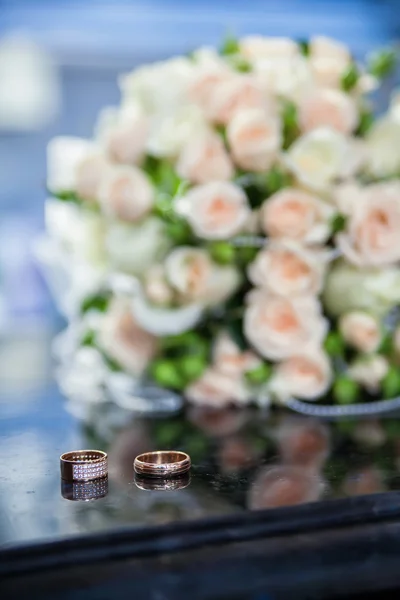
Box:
(207, 74, 268, 125)
(244, 291, 328, 360)
(348, 355, 389, 393)
(164, 246, 240, 305)
(324, 260, 400, 317)
(298, 88, 358, 134)
(99, 298, 157, 376)
(285, 127, 355, 191)
(260, 187, 334, 244)
(99, 165, 154, 222)
(120, 57, 194, 114)
(176, 129, 233, 184)
(332, 180, 364, 216)
(213, 332, 261, 376)
(227, 108, 281, 172)
(269, 349, 332, 401)
(188, 63, 233, 120)
(248, 240, 327, 296)
(47, 136, 95, 192)
(240, 36, 299, 61)
(147, 104, 208, 159)
(185, 367, 251, 407)
(253, 55, 313, 103)
(339, 311, 381, 353)
(309, 36, 351, 88)
(174, 181, 251, 240)
(131, 289, 203, 335)
(336, 182, 400, 267)
(105, 216, 171, 276)
(45, 199, 106, 266)
(365, 115, 400, 178)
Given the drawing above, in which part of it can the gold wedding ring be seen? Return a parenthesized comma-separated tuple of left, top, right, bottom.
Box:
(60, 450, 108, 482)
(134, 451, 191, 478)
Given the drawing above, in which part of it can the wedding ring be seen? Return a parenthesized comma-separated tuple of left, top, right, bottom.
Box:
(134, 451, 191, 478)
(134, 473, 190, 491)
(60, 450, 108, 481)
(61, 477, 109, 501)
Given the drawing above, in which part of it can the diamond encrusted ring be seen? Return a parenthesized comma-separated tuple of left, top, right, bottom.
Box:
(60, 450, 108, 482)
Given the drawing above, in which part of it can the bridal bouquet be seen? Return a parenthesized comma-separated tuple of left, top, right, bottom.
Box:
(43, 34, 400, 412)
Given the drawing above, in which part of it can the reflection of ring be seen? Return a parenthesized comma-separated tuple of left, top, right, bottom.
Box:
(134, 472, 191, 491)
(61, 477, 109, 501)
(134, 451, 191, 478)
(60, 450, 108, 481)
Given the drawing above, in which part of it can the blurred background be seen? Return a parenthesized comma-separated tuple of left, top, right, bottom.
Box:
(0, 0, 399, 546)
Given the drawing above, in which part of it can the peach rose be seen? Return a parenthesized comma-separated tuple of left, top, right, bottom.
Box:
(174, 181, 251, 240)
(99, 299, 157, 376)
(244, 291, 328, 360)
(240, 36, 299, 61)
(227, 108, 281, 172)
(260, 188, 334, 244)
(309, 36, 351, 88)
(164, 247, 240, 305)
(213, 332, 261, 376)
(248, 240, 327, 296)
(75, 153, 110, 202)
(103, 113, 149, 165)
(99, 165, 154, 222)
(143, 265, 174, 306)
(298, 89, 358, 134)
(176, 130, 233, 184)
(208, 75, 267, 125)
(268, 349, 332, 401)
(189, 64, 233, 120)
(248, 465, 324, 510)
(339, 311, 381, 353)
(348, 355, 388, 393)
(275, 417, 330, 470)
(336, 182, 400, 267)
(185, 367, 251, 407)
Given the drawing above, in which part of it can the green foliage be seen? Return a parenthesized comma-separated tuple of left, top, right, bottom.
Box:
(50, 190, 83, 205)
(324, 331, 345, 357)
(281, 100, 300, 149)
(237, 166, 291, 209)
(179, 354, 207, 382)
(150, 359, 186, 390)
(368, 48, 397, 79)
(209, 241, 236, 264)
(81, 292, 110, 314)
(298, 39, 309, 56)
(356, 108, 374, 136)
(382, 366, 400, 399)
(165, 219, 193, 244)
(81, 330, 96, 347)
(245, 362, 272, 385)
(220, 33, 240, 56)
(330, 213, 347, 235)
(333, 377, 360, 404)
(341, 64, 359, 91)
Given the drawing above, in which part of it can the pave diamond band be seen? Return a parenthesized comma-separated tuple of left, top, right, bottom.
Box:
(60, 450, 108, 482)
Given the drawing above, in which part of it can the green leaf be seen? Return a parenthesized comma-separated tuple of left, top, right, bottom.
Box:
(220, 33, 240, 56)
(227, 319, 247, 351)
(245, 362, 272, 385)
(165, 219, 193, 244)
(355, 109, 374, 137)
(330, 213, 347, 234)
(179, 354, 207, 383)
(265, 166, 292, 195)
(298, 39, 309, 56)
(368, 48, 397, 79)
(281, 100, 300, 149)
(81, 292, 110, 314)
(341, 63, 359, 91)
(209, 241, 236, 264)
(150, 359, 186, 390)
(382, 366, 400, 399)
(324, 331, 345, 357)
(333, 377, 360, 404)
(50, 190, 83, 205)
(81, 330, 96, 347)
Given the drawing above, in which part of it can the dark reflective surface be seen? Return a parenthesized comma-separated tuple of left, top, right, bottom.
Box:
(1, 330, 400, 548)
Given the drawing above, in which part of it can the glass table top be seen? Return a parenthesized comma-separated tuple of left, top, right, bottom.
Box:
(1, 328, 400, 549)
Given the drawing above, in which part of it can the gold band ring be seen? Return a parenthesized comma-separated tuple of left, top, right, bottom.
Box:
(134, 451, 191, 478)
(60, 450, 108, 482)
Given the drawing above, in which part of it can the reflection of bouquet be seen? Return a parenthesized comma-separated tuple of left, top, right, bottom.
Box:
(43, 34, 400, 411)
